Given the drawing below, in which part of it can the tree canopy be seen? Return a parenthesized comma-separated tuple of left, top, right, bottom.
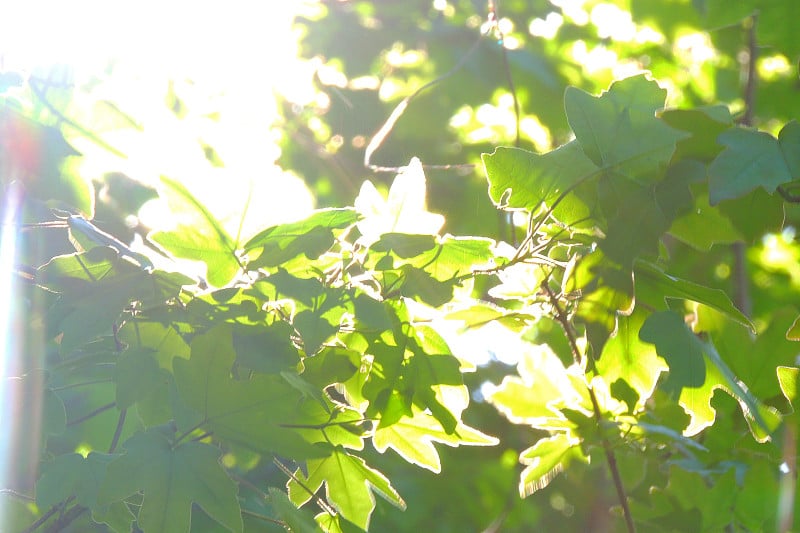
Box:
(1, 1, 800, 531)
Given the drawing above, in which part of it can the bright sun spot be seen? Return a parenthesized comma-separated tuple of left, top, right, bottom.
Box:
(0, 0, 315, 520)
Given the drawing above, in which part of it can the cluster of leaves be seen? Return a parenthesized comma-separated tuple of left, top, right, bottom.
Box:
(3, 2, 800, 532)
(482, 74, 799, 528)
(3, 111, 505, 532)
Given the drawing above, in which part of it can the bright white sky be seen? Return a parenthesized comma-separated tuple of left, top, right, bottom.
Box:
(1, 1, 323, 240)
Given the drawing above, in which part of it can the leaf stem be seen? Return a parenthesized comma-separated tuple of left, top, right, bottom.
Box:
(65, 402, 116, 427)
(732, 13, 759, 318)
(108, 408, 126, 453)
(272, 457, 338, 517)
(541, 281, 636, 533)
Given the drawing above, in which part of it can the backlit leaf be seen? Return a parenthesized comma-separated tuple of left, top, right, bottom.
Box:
(518, 433, 587, 497)
(287, 447, 405, 530)
(373, 406, 497, 473)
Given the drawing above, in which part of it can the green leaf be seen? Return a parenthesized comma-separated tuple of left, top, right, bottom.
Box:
(669, 192, 742, 250)
(482, 143, 596, 216)
(98, 428, 243, 533)
(597, 159, 697, 265)
(116, 348, 162, 409)
(660, 105, 733, 163)
(598, 308, 668, 409)
(244, 208, 358, 269)
(232, 322, 300, 373)
(734, 461, 778, 531)
(287, 447, 405, 530)
(36, 452, 114, 511)
(640, 311, 781, 441)
(36, 247, 153, 353)
(354, 158, 444, 244)
(708, 124, 799, 204)
(487, 343, 587, 430)
(173, 325, 327, 458)
(373, 406, 497, 473)
(268, 487, 323, 533)
(788, 314, 800, 341)
(565, 74, 687, 182)
(565, 249, 634, 345)
(635, 260, 754, 331)
(517, 433, 587, 497)
(777, 366, 799, 410)
(149, 176, 241, 287)
(639, 311, 707, 394)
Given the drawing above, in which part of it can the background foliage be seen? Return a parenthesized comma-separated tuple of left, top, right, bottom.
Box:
(2, 0, 800, 531)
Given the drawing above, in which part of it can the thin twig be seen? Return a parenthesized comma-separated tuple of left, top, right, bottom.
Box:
(272, 457, 337, 517)
(108, 409, 126, 453)
(65, 402, 115, 427)
(364, 12, 491, 172)
(732, 12, 759, 318)
(542, 281, 636, 533)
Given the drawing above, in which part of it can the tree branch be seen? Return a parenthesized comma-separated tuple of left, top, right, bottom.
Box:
(542, 281, 636, 533)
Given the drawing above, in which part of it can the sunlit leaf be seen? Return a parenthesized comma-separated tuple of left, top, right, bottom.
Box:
(640, 311, 781, 441)
(635, 260, 754, 331)
(149, 176, 241, 287)
(487, 343, 586, 429)
(482, 143, 596, 216)
(287, 447, 405, 530)
(598, 308, 668, 410)
(777, 366, 799, 410)
(355, 158, 444, 244)
(373, 406, 497, 473)
(517, 433, 587, 497)
(244, 208, 358, 269)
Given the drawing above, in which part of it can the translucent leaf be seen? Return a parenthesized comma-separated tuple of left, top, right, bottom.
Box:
(598, 308, 668, 410)
(487, 343, 587, 429)
(149, 176, 241, 287)
(98, 428, 243, 533)
(373, 406, 497, 473)
(355, 158, 444, 245)
(640, 311, 781, 441)
(287, 447, 405, 530)
(565, 74, 687, 182)
(777, 366, 798, 410)
(518, 433, 586, 497)
(482, 143, 596, 215)
(635, 260, 754, 331)
(787, 315, 800, 341)
(244, 208, 358, 269)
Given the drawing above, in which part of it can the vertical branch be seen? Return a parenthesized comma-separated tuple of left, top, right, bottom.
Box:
(733, 12, 759, 317)
(489, 0, 522, 246)
(542, 282, 636, 533)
